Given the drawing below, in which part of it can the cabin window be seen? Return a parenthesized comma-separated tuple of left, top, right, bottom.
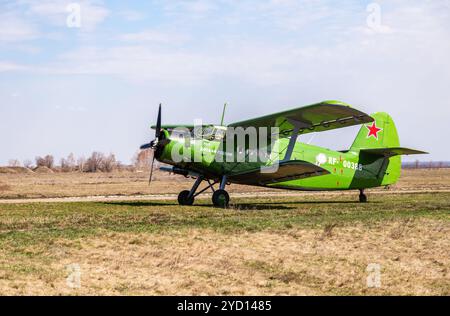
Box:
(202, 126, 215, 140)
(214, 128, 226, 140)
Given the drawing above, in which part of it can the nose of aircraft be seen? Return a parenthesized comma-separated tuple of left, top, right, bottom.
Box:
(153, 131, 171, 159)
(140, 104, 162, 151)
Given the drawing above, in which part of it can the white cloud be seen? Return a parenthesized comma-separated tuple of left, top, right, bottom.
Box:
(29, 43, 288, 85)
(0, 13, 39, 42)
(46, 46, 218, 83)
(257, 0, 336, 31)
(162, 0, 218, 19)
(0, 0, 109, 45)
(3, 1, 449, 88)
(118, 30, 190, 44)
(0, 61, 27, 72)
(24, 0, 109, 31)
(76, 1, 110, 31)
(117, 10, 145, 21)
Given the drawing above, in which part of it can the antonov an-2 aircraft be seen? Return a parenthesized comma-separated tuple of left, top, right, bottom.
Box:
(140, 101, 427, 207)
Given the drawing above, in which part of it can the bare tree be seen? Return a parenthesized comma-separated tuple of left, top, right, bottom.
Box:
(67, 153, 76, 169)
(35, 157, 44, 167)
(85, 152, 104, 172)
(60, 158, 69, 172)
(23, 159, 33, 169)
(133, 149, 152, 170)
(8, 159, 21, 167)
(45, 155, 54, 169)
(60, 153, 76, 172)
(100, 153, 117, 172)
(35, 155, 54, 169)
(77, 156, 86, 172)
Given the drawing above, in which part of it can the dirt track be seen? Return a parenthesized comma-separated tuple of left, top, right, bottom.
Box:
(1, 188, 449, 204)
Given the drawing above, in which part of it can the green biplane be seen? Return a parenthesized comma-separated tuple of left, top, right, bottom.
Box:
(140, 101, 427, 207)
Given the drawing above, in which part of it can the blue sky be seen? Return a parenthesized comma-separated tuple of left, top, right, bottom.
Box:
(1, 0, 449, 164)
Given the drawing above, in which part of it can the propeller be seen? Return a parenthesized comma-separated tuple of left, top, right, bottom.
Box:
(140, 104, 162, 185)
(148, 154, 155, 184)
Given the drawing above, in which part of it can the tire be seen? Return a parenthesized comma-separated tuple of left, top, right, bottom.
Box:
(359, 193, 367, 203)
(178, 190, 194, 206)
(212, 190, 230, 208)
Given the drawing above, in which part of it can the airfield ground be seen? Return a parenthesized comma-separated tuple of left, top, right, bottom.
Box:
(0, 169, 448, 295)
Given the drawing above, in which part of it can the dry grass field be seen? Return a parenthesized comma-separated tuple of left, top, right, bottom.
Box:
(0, 168, 449, 200)
(0, 169, 449, 295)
(0, 169, 273, 200)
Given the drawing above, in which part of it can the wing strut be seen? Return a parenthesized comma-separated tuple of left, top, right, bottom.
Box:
(282, 119, 309, 162)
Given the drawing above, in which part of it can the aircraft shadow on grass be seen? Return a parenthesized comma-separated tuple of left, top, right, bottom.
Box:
(103, 200, 295, 210)
(102, 199, 370, 210)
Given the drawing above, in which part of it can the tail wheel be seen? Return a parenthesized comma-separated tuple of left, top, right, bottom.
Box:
(178, 190, 194, 206)
(212, 190, 230, 208)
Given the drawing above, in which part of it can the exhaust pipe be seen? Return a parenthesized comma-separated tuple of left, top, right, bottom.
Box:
(159, 166, 199, 178)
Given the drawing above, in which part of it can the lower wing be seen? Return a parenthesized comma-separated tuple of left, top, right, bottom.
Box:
(227, 160, 329, 186)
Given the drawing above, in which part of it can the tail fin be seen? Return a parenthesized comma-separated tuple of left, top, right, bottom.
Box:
(350, 112, 399, 150)
(351, 112, 401, 186)
(350, 112, 427, 187)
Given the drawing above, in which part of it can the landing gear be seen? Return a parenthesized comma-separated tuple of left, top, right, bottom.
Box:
(178, 190, 194, 206)
(176, 175, 230, 207)
(212, 176, 229, 208)
(177, 176, 204, 206)
(212, 190, 230, 208)
(359, 189, 367, 203)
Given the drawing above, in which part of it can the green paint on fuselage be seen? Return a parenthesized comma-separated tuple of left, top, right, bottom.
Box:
(158, 112, 403, 191)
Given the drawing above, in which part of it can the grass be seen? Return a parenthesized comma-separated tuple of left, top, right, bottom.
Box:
(1, 192, 448, 237)
(0, 192, 449, 295)
(1, 168, 449, 199)
(0, 170, 271, 199)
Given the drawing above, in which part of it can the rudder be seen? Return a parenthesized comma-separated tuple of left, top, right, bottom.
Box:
(351, 112, 401, 186)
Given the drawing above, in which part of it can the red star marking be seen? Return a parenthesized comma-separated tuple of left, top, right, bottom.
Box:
(366, 122, 382, 139)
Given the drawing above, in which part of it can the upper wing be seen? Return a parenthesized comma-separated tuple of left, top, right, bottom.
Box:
(151, 124, 195, 131)
(227, 160, 329, 186)
(360, 147, 428, 157)
(228, 100, 373, 137)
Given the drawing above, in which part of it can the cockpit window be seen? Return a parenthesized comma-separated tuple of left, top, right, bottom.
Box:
(171, 128, 191, 141)
(190, 126, 226, 141)
(214, 128, 226, 140)
(202, 126, 215, 139)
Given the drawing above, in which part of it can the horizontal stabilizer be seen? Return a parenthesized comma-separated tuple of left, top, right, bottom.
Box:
(360, 147, 428, 157)
(228, 160, 329, 186)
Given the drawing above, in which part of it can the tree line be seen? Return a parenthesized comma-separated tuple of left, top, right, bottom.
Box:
(6, 150, 153, 173)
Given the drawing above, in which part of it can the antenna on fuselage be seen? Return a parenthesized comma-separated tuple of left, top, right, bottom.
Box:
(220, 102, 227, 126)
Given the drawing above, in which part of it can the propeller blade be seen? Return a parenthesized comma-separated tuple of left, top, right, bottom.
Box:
(144, 103, 162, 186)
(148, 155, 155, 185)
(140, 143, 152, 150)
(155, 103, 162, 140)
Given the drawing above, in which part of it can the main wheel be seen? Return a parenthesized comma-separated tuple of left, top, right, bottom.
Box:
(359, 192, 367, 203)
(178, 190, 194, 206)
(212, 190, 230, 208)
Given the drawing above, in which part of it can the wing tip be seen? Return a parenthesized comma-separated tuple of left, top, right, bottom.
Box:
(411, 150, 429, 155)
(322, 100, 351, 107)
